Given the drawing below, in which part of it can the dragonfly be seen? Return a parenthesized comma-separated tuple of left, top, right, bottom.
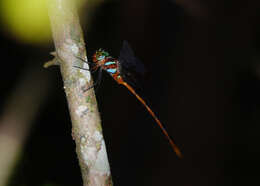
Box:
(75, 41, 182, 158)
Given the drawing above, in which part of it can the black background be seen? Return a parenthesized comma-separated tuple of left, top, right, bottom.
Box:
(1, 0, 260, 185)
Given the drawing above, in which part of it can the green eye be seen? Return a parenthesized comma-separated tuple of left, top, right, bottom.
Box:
(96, 49, 110, 59)
(102, 51, 109, 56)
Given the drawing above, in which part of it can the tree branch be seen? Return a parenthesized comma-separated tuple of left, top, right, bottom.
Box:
(47, 0, 112, 185)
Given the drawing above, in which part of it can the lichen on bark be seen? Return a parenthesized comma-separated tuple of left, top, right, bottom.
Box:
(47, 0, 112, 185)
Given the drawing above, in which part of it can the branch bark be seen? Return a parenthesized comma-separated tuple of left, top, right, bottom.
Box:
(47, 0, 112, 185)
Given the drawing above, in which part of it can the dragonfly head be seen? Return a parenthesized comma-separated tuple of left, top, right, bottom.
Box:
(93, 49, 110, 63)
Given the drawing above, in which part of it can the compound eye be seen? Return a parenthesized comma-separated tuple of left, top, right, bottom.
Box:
(97, 55, 105, 61)
(102, 51, 109, 56)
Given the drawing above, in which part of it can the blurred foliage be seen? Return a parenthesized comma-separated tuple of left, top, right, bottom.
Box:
(0, 0, 106, 45)
(0, 0, 51, 44)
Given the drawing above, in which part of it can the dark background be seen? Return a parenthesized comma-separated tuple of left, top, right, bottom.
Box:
(1, 0, 260, 185)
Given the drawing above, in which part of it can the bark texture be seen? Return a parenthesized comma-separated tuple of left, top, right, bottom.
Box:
(47, 0, 112, 185)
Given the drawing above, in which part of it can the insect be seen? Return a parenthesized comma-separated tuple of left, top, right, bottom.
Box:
(76, 41, 182, 158)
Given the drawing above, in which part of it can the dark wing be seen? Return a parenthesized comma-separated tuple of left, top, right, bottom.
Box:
(118, 40, 146, 76)
(118, 41, 146, 90)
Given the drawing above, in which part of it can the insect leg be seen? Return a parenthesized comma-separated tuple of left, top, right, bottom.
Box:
(73, 55, 93, 71)
(94, 67, 103, 92)
(83, 67, 103, 92)
(74, 55, 93, 64)
(73, 66, 90, 71)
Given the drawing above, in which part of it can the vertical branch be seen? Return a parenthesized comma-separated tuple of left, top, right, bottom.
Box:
(47, 0, 112, 185)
